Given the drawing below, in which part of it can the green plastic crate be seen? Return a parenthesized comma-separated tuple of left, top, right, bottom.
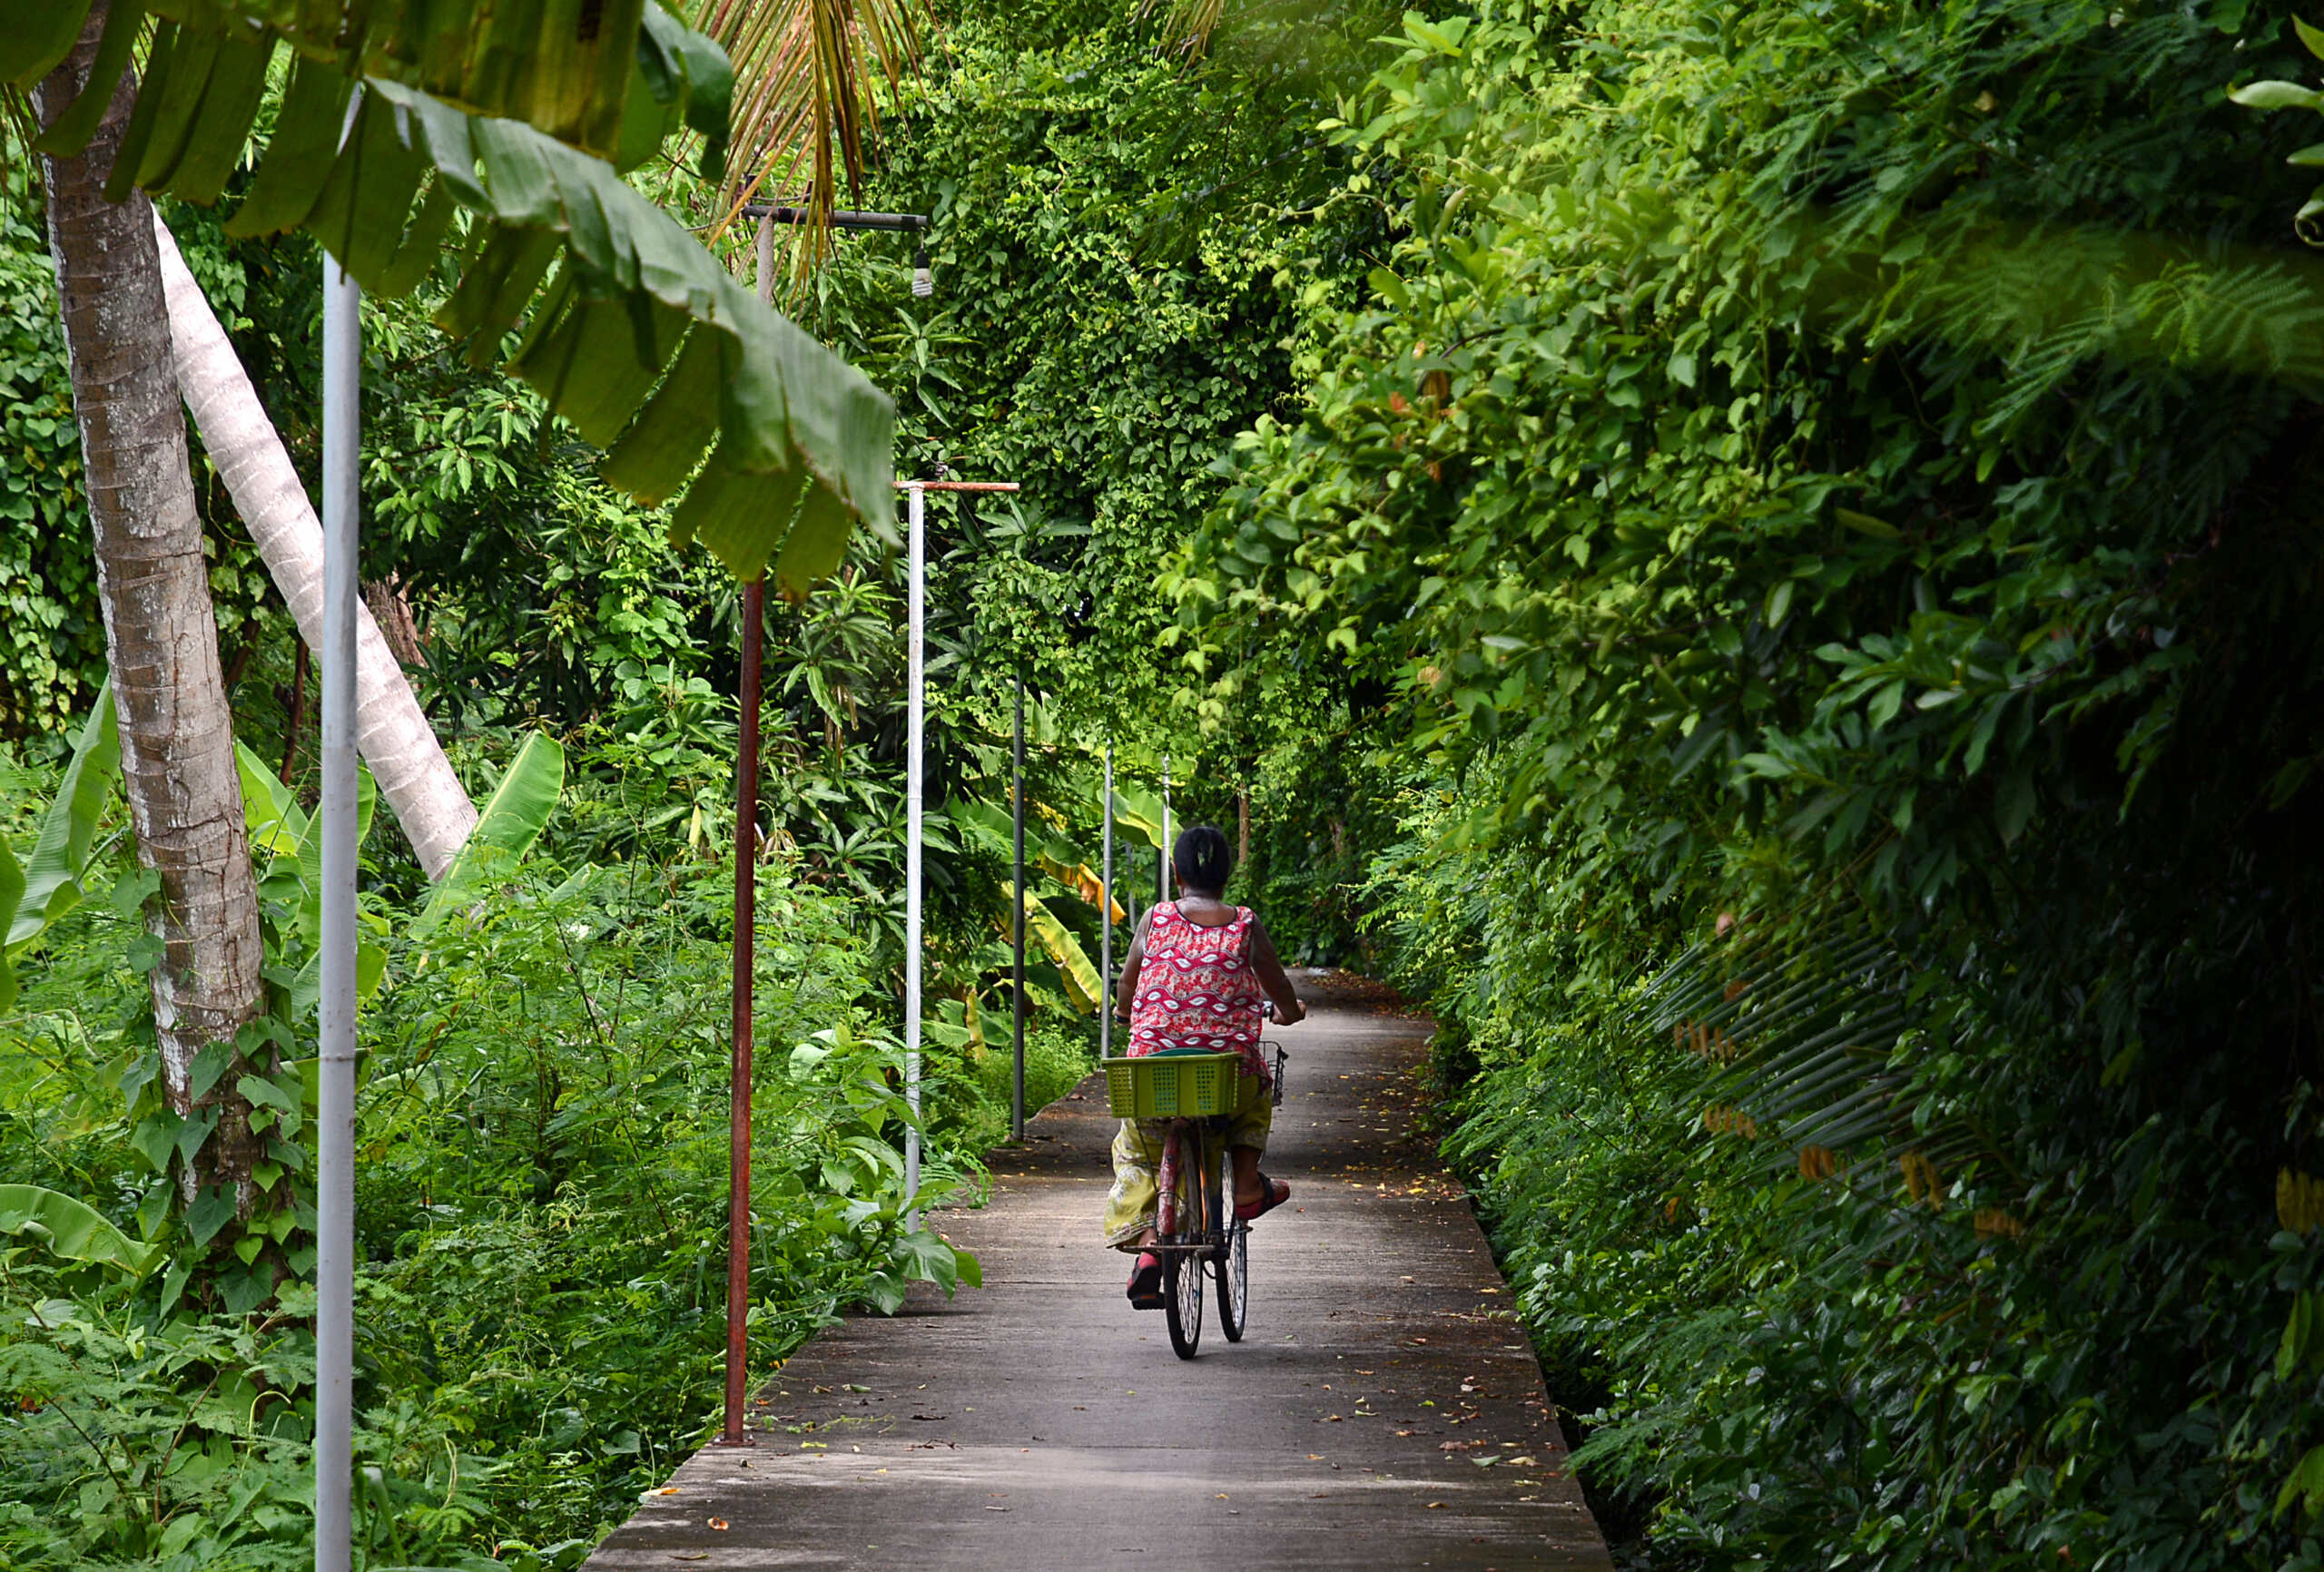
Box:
(1100, 1053, 1256, 1119)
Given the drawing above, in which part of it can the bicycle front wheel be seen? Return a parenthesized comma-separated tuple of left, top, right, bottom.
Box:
(1216, 1219, 1247, 1341)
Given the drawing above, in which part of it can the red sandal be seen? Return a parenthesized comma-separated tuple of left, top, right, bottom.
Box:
(1236, 1174, 1291, 1222)
(1126, 1251, 1166, 1309)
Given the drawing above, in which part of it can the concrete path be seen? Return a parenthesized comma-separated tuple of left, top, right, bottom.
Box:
(584, 972, 1610, 1571)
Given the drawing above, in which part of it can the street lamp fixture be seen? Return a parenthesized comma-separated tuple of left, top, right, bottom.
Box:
(740, 204, 934, 297)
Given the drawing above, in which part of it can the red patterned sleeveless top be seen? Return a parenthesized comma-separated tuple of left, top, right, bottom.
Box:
(1128, 902, 1268, 1084)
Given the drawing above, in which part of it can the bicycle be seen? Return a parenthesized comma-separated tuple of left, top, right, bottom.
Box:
(1101, 1040, 1287, 1360)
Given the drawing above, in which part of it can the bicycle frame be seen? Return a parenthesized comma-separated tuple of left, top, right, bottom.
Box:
(1153, 1041, 1286, 1253)
(1153, 1115, 1224, 1253)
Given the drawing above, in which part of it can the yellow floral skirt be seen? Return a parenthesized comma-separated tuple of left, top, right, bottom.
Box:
(1101, 1088, 1273, 1251)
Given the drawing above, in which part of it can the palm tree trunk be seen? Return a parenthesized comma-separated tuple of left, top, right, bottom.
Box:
(151, 217, 478, 878)
(36, 3, 266, 1208)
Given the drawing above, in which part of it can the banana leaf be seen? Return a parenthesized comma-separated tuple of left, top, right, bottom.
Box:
(7, 683, 119, 951)
(410, 732, 565, 938)
(0, 1183, 163, 1276)
(1000, 882, 1104, 1013)
(1038, 853, 1124, 923)
(8, 0, 719, 172)
(1106, 781, 1170, 852)
(15, 3, 890, 596)
(0, 837, 23, 1013)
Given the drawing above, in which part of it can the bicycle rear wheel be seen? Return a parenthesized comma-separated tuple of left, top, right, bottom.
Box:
(1216, 1219, 1247, 1341)
(1164, 1128, 1205, 1359)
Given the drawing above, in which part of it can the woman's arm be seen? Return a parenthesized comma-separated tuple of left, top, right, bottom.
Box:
(1115, 909, 1153, 1022)
(1248, 918, 1305, 1025)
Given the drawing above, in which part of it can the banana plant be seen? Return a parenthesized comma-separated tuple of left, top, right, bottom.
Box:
(234, 743, 389, 1010)
(409, 732, 568, 942)
(0, 683, 122, 1011)
(1000, 883, 1105, 1011)
(7, 0, 895, 594)
(1105, 779, 1169, 853)
(0, 1183, 163, 1277)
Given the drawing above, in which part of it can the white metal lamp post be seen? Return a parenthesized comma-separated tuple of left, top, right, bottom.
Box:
(892, 478, 1018, 1198)
(314, 180, 360, 1572)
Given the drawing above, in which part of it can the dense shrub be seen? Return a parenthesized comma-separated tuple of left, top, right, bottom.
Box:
(1188, 1, 2324, 1564)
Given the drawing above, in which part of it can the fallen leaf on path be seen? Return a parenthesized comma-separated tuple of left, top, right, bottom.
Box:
(1472, 1456, 1502, 1468)
(646, 1487, 682, 1497)
(707, 1518, 728, 1531)
(1427, 1501, 1447, 1509)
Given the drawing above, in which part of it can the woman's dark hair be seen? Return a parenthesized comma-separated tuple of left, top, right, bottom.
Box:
(1173, 825, 1234, 894)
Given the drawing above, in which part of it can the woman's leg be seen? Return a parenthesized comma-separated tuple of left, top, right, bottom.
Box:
(1103, 1118, 1168, 1251)
(1231, 1144, 1264, 1209)
(1226, 1093, 1277, 1209)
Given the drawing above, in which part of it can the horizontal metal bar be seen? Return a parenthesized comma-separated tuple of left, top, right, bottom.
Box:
(894, 480, 1021, 492)
(743, 205, 927, 231)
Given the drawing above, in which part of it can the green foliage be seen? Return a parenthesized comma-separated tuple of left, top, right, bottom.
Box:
(804, 5, 1394, 728)
(0, 733, 980, 1563)
(1170, 0, 2324, 1565)
(0, 196, 101, 739)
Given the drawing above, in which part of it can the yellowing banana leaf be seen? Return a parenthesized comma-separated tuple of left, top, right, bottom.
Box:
(1037, 853, 1125, 923)
(8, 683, 119, 951)
(410, 732, 565, 938)
(16, 3, 890, 596)
(0, 1183, 163, 1277)
(1001, 882, 1104, 1013)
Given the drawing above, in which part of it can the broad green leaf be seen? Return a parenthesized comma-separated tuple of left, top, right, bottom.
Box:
(410, 732, 565, 938)
(2279, 1442, 2324, 1521)
(35, 0, 659, 165)
(1835, 508, 1902, 541)
(0, 837, 22, 1013)
(0, 1183, 163, 1276)
(290, 764, 376, 941)
(235, 742, 308, 870)
(9, 683, 119, 950)
(2231, 80, 2324, 111)
(28, 0, 144, 157)
(1107, 781, 1170, 851)
(0, 0, 102, 87)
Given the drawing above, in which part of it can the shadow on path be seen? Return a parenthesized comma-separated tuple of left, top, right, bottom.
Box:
(583, 971, 1610, 1571)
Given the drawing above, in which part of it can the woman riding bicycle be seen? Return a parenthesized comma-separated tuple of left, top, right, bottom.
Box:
(1105, 825, 1306, 1308)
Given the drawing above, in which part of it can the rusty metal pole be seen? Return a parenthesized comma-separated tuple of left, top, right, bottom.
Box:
(1011, 671, 1027, 1142)
(721, 576, 764, 1447)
